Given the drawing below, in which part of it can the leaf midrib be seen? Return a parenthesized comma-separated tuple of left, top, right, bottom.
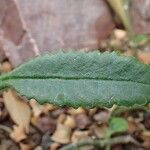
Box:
(1, 75, 149, 86)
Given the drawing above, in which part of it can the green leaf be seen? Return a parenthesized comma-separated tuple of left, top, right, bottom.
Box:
(130, 35, 150, 47)
(0, 51, 150, 108)
(133, 35, 150, 45)
(107, 117, 128, 136)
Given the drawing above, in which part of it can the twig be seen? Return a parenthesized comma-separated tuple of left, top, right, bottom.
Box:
(60, 135, 139, 150)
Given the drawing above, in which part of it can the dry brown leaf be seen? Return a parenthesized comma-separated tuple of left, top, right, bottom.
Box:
(20, 142, 34, 150)
(68, 107, 86, 115)
(50, 143, 61, 150)
(10, 125, 27, 142)
(93, 110, 109, 124)
(43, 103, 56, 113)
(64, 115, 76, 129)
(71, 130, 90, 143)
(3, 90, 31, 132)
(75, 113, 91, 129)
(30, 99, 44, 117)
(142, 131, 150, 149)
(127, 116, 144, 133)
(34, 146, 43, 150)
(71, 130, 93, 150)
(30, 99, 56, 117)
(51, 123, 71, 144)
(88, 108, 97, 116)
(92, 124, 108, 138)
(57, 114, 66, 124)
(20, 143, 33, 150)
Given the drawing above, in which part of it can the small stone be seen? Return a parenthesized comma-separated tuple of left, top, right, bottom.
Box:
(1, 61, 12, 73)
(0, 98, 8, 122)
(41, 132, 53, 150)
(143, 112, 150, 130)
(93, 111, 109, 124)
(75, 113, 91, 129)
(113, 29, 127, 40)
(109, 39, 122, 49)
(34, 146, 43, 150)
(31, 114, 56, 133)
(50, 143, 61, 150)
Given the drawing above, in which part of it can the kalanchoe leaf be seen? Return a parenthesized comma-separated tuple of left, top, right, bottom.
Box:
(0, 51, 150, 108)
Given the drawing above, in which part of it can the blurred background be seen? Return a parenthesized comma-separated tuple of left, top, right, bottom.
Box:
(0, 0, 150, 66)
(0, 0, 150, 150)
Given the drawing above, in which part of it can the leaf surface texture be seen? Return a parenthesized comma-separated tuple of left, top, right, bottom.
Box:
(1, 51, 150, 108)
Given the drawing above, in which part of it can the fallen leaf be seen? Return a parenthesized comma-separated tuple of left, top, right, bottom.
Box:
(30, 99, 56, 117)
(88, 108, 97, 116)
(71, 130, 93, 150)
(71, 130, 90, 143)
(51, 123, 71, 144)
(68, 107, 87, 115)
(50, 143, 61, 150)
(127, 116, 144, 133)
(3, 90, 31, 132)
(57, 114, 66, 124)
(64, 115, 76, 129)
(92, 124, 108, 138)
(10, 125, 26, 142)
(20, 142, 33, 150)
(30, 99, 44, 117)
(43, 103, 56, 113)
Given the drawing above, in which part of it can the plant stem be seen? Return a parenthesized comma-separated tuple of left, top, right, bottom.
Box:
(107, 0, 138, 58)
(107, 0, 134, 38)
(60, 135, 139, 150)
